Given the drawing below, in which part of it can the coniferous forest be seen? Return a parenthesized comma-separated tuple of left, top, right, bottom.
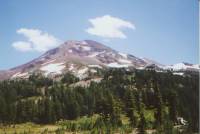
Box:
(0, 69, 198, 133)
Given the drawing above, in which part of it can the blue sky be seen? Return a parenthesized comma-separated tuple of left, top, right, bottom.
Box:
(0, 0, 198, 70)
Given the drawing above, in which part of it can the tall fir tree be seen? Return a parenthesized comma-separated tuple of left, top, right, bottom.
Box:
(168, 90, 178, 124)
(124, 89, 137, 127)
(153, 80, 163, 127)
(138, 112, 146, 134)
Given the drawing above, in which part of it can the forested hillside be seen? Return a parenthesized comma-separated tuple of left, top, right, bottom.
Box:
(0, 69, 198, 133)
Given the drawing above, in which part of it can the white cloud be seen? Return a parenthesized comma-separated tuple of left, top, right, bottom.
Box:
(86, 15, 135, 39)
(12, 41, 32, 52)
(12, 28, 61, 52)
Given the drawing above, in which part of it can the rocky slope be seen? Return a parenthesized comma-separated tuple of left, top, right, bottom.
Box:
(0, 40, 199, 80)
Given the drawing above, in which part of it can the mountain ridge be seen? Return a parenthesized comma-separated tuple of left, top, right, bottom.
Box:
(0, 40, 199, 80)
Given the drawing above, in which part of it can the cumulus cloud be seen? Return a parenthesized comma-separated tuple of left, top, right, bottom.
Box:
(86, 15, 135, 39)
(12, 41, 32, 52)
(12, 28, 61, 52)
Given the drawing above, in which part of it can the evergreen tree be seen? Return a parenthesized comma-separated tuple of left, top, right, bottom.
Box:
(43, 97, 56, 123)
(163, 114, 174, 134)
(153, 81, 163, 127)
(0, 96, 6, 123)
(108, 93, 122, 127)
(54, 98, 63, 120)
(168, 90, 178, 124)
(138, 113, 146, 134)
(124, 89, 137, 127)
(66, 100, 80, 120)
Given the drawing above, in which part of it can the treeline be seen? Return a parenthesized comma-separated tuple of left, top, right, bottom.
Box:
(0, 69, 198, 133)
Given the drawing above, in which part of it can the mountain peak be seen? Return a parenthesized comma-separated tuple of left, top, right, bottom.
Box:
(0, 39, 198, 80)
(4, 39, 149, 80)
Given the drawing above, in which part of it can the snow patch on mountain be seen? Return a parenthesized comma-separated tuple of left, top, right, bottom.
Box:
(87, 52, 99, 57)
(118, 59, 132, 64)
(192, 64, 200, 69)
(81, 46, 91, 51)
(68, 49, 73, 53)
(76, 67, 89, 79)
(41, 59, 56, 65)
(107, 52, 116, 57)
(68, 64, 74, 71)
(170, 63, 187, 70)
(107, 62, 129, 68)
(90, 69, 97, 73)
(118, 52, 127, 58)
(78, 67, 88, 74)
(137, 66, 145, 70)
(81, 41, 88, 45)
(40, 63, 65, 76)
(173, 72, 184, 76)
(12, 72, 21, 78)
(166, 63, 200, 71)
(12, 72, 29, 78)
(88, 64, 102, 68)
(87, 51, 105, 58)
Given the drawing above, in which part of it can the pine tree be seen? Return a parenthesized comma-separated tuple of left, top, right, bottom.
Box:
(54, 98, 62, 120)
(0, 96, 6, 123)
(138, 112, 146, 134)
(109, 94, 122, 127)
(168, 90, 178, 124)
(153, 80, 163, 127)
(66, 100, 80, 120)
(124, 89, 137, 127)
(16, 100, 26, 123)
(44, 97, 56, 123)
(163, 113, 174, 134)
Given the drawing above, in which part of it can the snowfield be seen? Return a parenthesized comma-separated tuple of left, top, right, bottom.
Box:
(88, 64, 103, 68)
(78, 67, 88, 75)
(173, 72, 184, 76)
(81, 46, 91, 51)
(68, 64, 74, 71)
(192, 64, 200, 69)
(68, 49, 73, 53)
(40, 63, 65, 76)
(166, 63, 200, 71)
(72, 43, 91, 51)
(87, 51, 105, 58)
(41, 59, 56, 65)
(81, 41, 88, 45)
(76, 67, 89, 79)
(12, 72, 29, 78)
(90, 69, 97, 73)
(170, 63, 187, 70)
(118, 59, 132, 64)
(107, 52, 115, 57)
(107, 62, 129, 68)
(118, 52, 128, 58)
(137, 66, 145, 70)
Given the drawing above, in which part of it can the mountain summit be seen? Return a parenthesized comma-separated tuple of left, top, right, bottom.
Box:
(0, 40, 199, 80)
